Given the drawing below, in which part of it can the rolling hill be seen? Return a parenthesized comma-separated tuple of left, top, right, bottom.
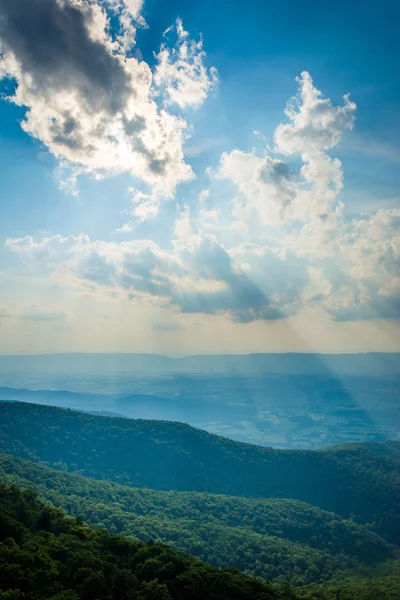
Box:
(0, 452, 397, 588)
(0, 400, 399, 545)
(0, 480, 297, 600)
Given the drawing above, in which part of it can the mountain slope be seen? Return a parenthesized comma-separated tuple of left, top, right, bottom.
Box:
(0, 400, 399, 544)
(0, 480, 294, 600)
(0, 452, 396, 587)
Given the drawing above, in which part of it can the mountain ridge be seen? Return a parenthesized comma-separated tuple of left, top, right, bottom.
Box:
(0, 479, 297, 600)
(0, 400, 399, 544)
(0, 352, 399, 375)
(0, 452, 395, 572)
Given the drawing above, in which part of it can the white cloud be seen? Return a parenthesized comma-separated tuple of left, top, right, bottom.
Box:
(214, 72, 356, 232)
(101, 0, 146, 55)
(154, 18, 218, 109)
(217, 150, 295, 226)
(274, 71, 356, 156)
(4, 65, 399, 324)
(103, 0, 144, 21)
(0, 1, 216, 197)
(339, 209, 399, 281)
(274, 71, 356, 220)
(280, 207, 400, 321)
(173, 203, 199, 250)
(331, 209, 400, 319)
(6, 210, 283, 323)
(195, 72, 398, 322)
(126, 188, 162, 226)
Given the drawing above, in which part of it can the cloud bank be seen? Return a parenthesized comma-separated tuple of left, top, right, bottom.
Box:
(5, 223, 280, 323)
(1, 3, 398, 326)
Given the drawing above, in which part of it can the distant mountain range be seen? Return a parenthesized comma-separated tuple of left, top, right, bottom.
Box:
(0, 351, 399, 375)
(0, 385, 111, 405)
(0, 387, 224, 421)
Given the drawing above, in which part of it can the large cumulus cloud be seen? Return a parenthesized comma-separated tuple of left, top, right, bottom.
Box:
(3, 41, 399, 325)
(5, 218, 281, 323)
(197, 73, 399, 321)
(214, 72, 356, 230)
(0, 0, 216, 195)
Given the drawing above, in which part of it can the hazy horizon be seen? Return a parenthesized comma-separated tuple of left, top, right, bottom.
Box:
(1, 350, 400, 357)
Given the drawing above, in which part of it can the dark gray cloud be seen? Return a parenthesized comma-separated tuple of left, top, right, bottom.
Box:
(113, 237, 282, 321)
(171, 238, 282, 322)
(6, 231, 284, 322)
(0, 0, 130, 113)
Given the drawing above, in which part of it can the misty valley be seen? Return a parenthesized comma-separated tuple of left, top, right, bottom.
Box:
(0, 353, 399, 599)
(0, 393, 399, 600)
(0, 353, 399, 450)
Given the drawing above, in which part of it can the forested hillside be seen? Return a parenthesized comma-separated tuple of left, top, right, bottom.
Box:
(0, 401, 399, 544)
(0, 453, 397, 588)
(0, 480, 302, 600)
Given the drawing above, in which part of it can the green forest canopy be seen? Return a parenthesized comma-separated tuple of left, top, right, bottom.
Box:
(0, 452, 398, 589)
(0, 401, 399, 543)
(0, 480, 304, 600)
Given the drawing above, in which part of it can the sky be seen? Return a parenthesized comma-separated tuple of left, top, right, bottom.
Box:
(0, 0, 399, 355)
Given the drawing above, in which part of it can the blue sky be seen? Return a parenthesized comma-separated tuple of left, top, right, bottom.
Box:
(0, 0, 399, 354)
